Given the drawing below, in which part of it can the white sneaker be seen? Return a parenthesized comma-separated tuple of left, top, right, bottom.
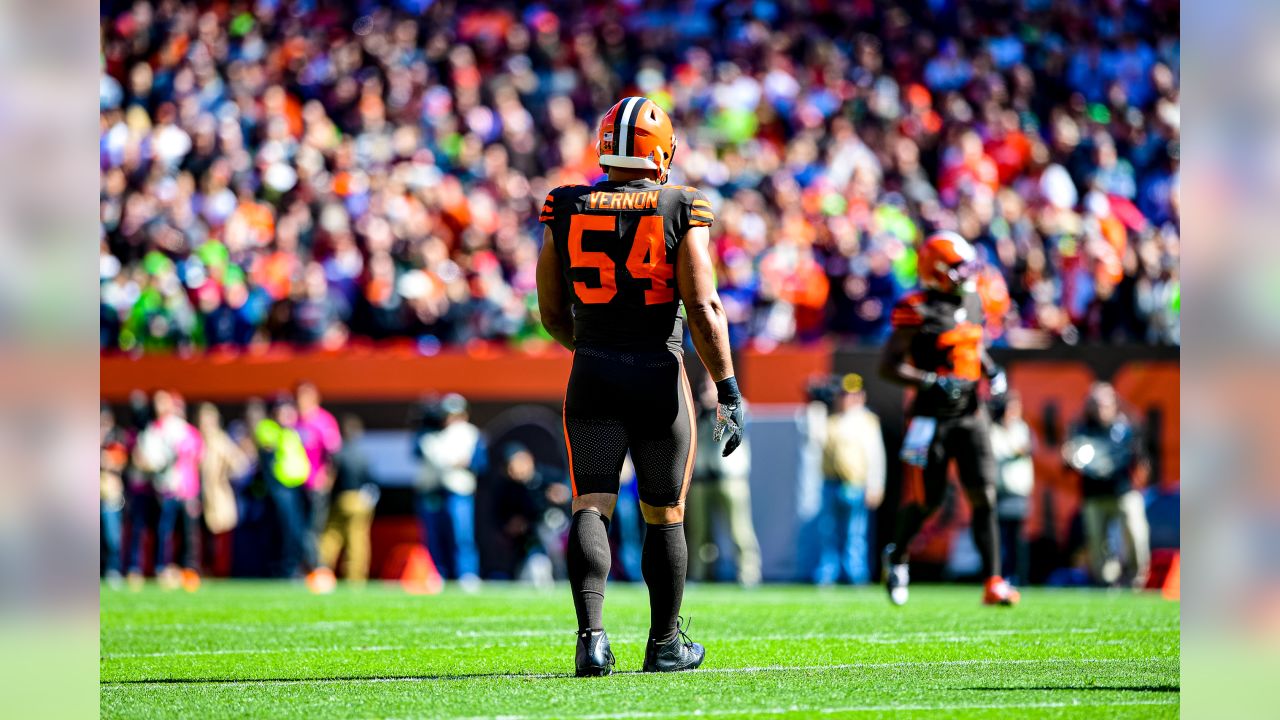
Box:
(883, 544, 909, 606)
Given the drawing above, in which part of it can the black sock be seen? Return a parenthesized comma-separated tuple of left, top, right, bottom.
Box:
(890, 505, 928, 565)
(642, 522, 687, 645)
(567, 509, 611, 632)
(971, 502, 1000, 578)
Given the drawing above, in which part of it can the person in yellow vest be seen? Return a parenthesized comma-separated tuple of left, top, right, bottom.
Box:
(254, 395, 318, 585)
(814, 374, 885, 585)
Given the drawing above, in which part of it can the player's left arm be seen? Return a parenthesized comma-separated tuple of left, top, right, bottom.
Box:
(980, 345, 1008, 397)
(536, 226, 574, 350)
(677, 224, 745, 456)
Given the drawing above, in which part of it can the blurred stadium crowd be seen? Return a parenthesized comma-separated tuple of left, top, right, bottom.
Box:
(100, 0, 1180, 354)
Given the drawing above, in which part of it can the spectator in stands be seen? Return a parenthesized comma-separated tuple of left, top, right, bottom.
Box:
(414, 394, 483, 588)
(1064, 382, 1151, 588)
(317, 416, 378, 585)
(990, 391, 1035, 585)
(98, 1, 1180, 354)
(687, 376, 762, 586)
(813, 375, 885, 586)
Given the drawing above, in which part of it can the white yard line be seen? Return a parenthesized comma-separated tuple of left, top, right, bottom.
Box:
(102, 626, 1172, 659)
(455, 698, 1179, 720)
(109, 616, 558, 633)
(101, 656, 1173, 686)
(102, 645, 412, 659)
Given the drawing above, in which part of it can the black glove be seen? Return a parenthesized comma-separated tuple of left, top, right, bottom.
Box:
(921, 372, 975, 402)
(713, 376, 746, 457)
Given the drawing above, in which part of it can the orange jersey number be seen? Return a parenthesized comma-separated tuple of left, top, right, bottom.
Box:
(937, 323, 983, 380)
(568, 214, 618, 304)
(625, 215, 674, 305)
(569, 214, 674, 306)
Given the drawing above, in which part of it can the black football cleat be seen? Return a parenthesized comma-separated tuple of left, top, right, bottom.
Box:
(575, 629, 616, 677)
(642, 617, 705, 673)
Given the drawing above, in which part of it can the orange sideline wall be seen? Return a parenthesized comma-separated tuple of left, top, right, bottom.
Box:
(99, 343, 833, 404)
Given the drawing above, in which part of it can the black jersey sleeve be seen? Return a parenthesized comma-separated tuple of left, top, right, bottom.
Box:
(538, 188, 558, 226)
(682, 187, 715, 231)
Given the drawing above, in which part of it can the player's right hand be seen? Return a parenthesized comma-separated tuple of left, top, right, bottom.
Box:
(713, 377, 746, 457)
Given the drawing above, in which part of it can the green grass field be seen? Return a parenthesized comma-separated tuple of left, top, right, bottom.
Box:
(101, 581, 1179, 719)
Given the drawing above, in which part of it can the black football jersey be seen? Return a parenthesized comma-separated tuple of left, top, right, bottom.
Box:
(890, 289, 987, 418)
(540, 179, 714, 352)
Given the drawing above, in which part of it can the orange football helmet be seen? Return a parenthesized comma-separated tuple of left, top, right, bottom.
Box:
(918, 231, 979, 293)
(977, 265, 1012, 322)
(596, 96, 677, 182)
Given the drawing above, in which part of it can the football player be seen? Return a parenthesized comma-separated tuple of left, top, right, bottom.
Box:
(879, 231, 1020, 607)
(536, 96, 745, 676)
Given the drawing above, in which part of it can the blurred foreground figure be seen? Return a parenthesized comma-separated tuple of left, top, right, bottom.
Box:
(414, 393, 483, 588)
(1064, 382, 1150, 589)
(252, 396, 321, 587)
(129, 391, 203, 591)
(317, 416, 377, 584)
(295, 382, 342, 552)
(687, 376, 762, 586)
(879, 232, 1019, 607)
(100, 406, 128, 585)
(493, 443, 572, 587)
(990, 392, 1035, 585)
(537, 98, 744, 676)
(814, 375, 885, 586)
(197, 403, 247, 540)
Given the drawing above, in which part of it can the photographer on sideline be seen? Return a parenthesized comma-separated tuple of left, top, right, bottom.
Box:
(1063, 382, 1150, 589)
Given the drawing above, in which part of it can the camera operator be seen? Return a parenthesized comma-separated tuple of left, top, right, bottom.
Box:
(1063, 382, 1150, 589)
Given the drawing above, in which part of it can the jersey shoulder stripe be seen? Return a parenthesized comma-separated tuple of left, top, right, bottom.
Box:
(678, 186, 715, 229)
(539, 185, 591, 225)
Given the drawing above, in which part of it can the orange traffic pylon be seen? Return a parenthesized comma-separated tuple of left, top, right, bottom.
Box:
(401, 545, 444, 595)
(1162, 552, 1180, 601)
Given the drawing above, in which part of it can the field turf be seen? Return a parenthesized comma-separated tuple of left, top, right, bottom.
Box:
(101, 581, 1179, 718)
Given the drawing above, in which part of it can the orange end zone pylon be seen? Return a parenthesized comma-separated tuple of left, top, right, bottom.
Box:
(1162, 552, 1180, 601)
(401, 545, 444, 595)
